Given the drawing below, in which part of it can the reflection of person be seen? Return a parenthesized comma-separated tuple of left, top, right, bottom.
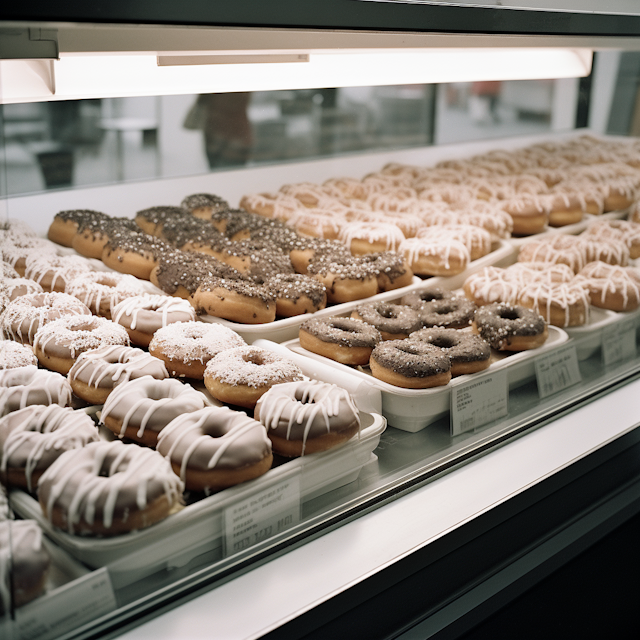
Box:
(185, 93, 253, 169)
(470, 81, 501, 124)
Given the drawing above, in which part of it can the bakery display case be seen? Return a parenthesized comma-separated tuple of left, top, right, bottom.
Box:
(2, 4, 640, 639)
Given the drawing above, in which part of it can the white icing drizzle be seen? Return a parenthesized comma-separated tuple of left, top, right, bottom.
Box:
(25, 254, 91, 291)
(0, 341, 38, 369)
(338, 222, 406, 251)
(65, 272, 147, 316)
(518, 281, 591, 327)
(399, 236, 470, 271)
(112, 294, 195, 331)
(0, 366, 72, 417)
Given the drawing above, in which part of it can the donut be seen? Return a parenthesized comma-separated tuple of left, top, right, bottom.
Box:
(517, 281, 590, 327)
(418, 296, 477, 329)
(68, 345, 169, 404)
(1, 292, 91, 345)
(398, 236, 470, 277)
(415, 224, 492, 261)
(34, 315, 130, 375)
(0, 405, 99, 492)
(100, 376, 206, 446)
(351, 302, 421, 340)
(307, 258, 378, 304)
(0, 366, 72, 418)
(288, 237, 351, 275)
(500, 196, 549, 235)
(546, 191, 585, 227)
(265, 274, 327, 317)
(575, 262, 640, 312)
(204, 345, 303, 409)
(193, 277, 277, 324)
(239, 192, 301, 221)
(1, 237, 57, 276)
(0, 342, 37, 370)
(65, 271, 148, 319)
(135, 206, 190, 236)
(338, 222, 406, 255)
(1, 277, 43, 302)
(157, 406, 273, 491)
(47, 209, 109, 247)
(289, 208, 345, 240)
(299, 316, 381, 365)
(255, 380, 361, 457)
(518, 235, 588, 273)
(409, 327, 491, 376)
(102, 233, 173, 280)
(37, 440, 184, 536)
(0, 520, 50, 611)
(472, 303, 548, 351)
(2, 263, 20, 280)
(369, 340, 452, 388)
(357, 252, 414, 291)
(582, 238, 630, 267)
(463, 267, 519, 307)
(71, 216, 140, 259)
(181, 193, 230, 220)
(504, 262, 576, 285)
(24, 254, 92, 293)
(583, 219, 640, 260)
(149, 321, 245, 379)
(112, 295, 196, 347)
(401, 286, 453, 309)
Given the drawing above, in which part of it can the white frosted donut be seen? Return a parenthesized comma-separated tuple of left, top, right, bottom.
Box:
(399, 236, 470, 276)
(156, 406, 273, 491)
(24, 254, 92, 293)
(0, 366, 72, 418)
(583, 219, 640, 260)
(504, 262, 575, 285)
(463, 267, 519, 306)
(0, 342, 37, 370)
(204, 345, 303, 409)
(68, 344, 169, 404)
(518, 235, 588, 273)
(112, 294, 196, 347)
(34, 315, 130, 374)
(1, 277, 43, 302)
(575, 262, 640, 312)
(0, 404, 99, 492)
(1, 292, 90, 345)
(38, 440, 184, 536)
(1, 237, 57, 276)
(149, 321, 245, 379)
(100, 376, 206, 446)
(255, 380, 361, 457)
(416, 224, 491, 261)
(289, 209, 345, 239)
(338, 221, 406, 255)
(517, 281, 591, 327)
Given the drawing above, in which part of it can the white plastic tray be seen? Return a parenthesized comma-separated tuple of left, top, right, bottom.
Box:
(282, 326, 568, 433)
(199, 241, 515, 344)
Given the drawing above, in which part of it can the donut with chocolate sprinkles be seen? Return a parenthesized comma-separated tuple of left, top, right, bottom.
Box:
(48, 209, 109, 247)
(418, 296, 477, 329)
(181, 193, 230, 219)
(473, 302, 548, 351)
(351, 302, 420, 340)
(265, 273, 327, 317)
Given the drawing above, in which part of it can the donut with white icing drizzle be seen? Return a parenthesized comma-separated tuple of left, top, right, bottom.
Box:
(24, 254, 92, 293)
(0, 405, 99, 492)
(255, 380, 360, 457)
(398, 236, 469, 277)
(0, 342, 37, 370)
(574, 261, 640, 312)
(517, 281, 590, 327)
(204, 345, 304, 409)
(68, 345, 169, 404)
(112, 294, 196, 347)
(100, 376, 206, 446)
(0, 366, 72, 417)
(1, 277, 43, 302)
(157, 406, 272, 491)
(338, 221, 406, 255)
(38, 440, 184, 536)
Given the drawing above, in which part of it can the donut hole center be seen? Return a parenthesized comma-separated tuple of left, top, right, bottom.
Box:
(435, 304, 454, 315)
(378, 307, 397, 319)
(420, 292, 442, 303)
(243, 352, 265, 366)
(429, 336, 456, 349)
(498, 308, 520, 321)
(72, 321, 97, 332)
(294, 390, 316, 405)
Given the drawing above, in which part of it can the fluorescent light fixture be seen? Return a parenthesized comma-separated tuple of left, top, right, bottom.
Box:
(0, 48, 592, 104)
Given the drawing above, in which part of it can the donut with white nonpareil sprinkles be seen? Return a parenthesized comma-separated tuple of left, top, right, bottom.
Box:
(1, 277, 43, 302)
(102, 232, 173, 280)
(0, 404, 99, 492)
(472, 303, 548, 351)
(100, 376, 206, 446)
(24, 254, 92, 293)
(68, 344, 169, 404)
(0, 342, 37, 370)
(34, 315, 130, 374)
(149, 321, 245, 379)
(157, 406, 272, 491)
(0, 366, 72, 418)
(204, 345, 303, 409)
(418, 296, 477, 329)
(112, 295, 196, 347)
(357, 252, 414, 292)
(47, 209, 109, 247)
(134, 205, 190, 236)
(265, 273, 327, 317)
(181, 193, 230, 220)
(255, 380, 361, 457)
(351, 302, 421, 340)
(37, 440, 184, 536)
(307, 257, 378, 303)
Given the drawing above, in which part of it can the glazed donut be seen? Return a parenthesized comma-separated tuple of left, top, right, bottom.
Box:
(415, 224, 492, 261)
(0, 520, 50, 611)
(265, 274, 327, 317)
(2, 263, 20, 280)
(583, 219, 640, 260)
(456, 207, 514, 241)
(100, 376, 206, 446)
(463, 267, 519, 306)
(581, 238, 630, 267)
(181, 193, 230, 220)
(398, 236, 470, 277)
(1, 292, 91, 345)
(504, 262, 576, 285)
(299, 316, 381, 365)
(351, 302, 421, 340)
(472, 303, 548, 351)
(34, 315, 130, 375)
(68, 345, 169, 404)
(500, 196, 549, 235)
(517, 281, 590, 327)
(575, 262, 640, 312)
(0, 405, 99, 492)
(112, 295, 196, 347)
(193, 277, 277, 324)
(1, 277, 43, 302)
(204, 345, 303, 409)
(65, 271, 148, 319)
(38, 440, 184, 536)
(338, 222, 406, 255)
(307, 258, 378, 304)
(418, 296, 477, 329)
(149, 321, 245, 379)
(157, 406, 273, 491)
(357, 252, 414, 291)
(546, 191, 585, 227)
(410, 327, 491, 376)
(0, 342, 37, 370)
(290, 208, 345, 240)
(24, 254, 92, 293)
(102, 233, 173, 280)
(369, 340, 452, 388)
(0, 366, 72, 418)
(47, 209, 109, 247)
(255, 380, 361, 457)
(518, 235, 588, 273)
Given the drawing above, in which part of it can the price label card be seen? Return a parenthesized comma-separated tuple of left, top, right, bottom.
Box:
(535, 343, 582, 399)
(602, 318, 637, 367)
(224, 473, 301, 557)
(451, 370, 508, 436)
(15, 567, 116, 640)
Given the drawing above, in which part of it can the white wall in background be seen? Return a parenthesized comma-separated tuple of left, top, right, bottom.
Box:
(551, 77, 580, 131)
(589, 51, 622, 134)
